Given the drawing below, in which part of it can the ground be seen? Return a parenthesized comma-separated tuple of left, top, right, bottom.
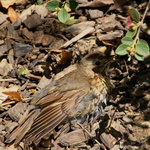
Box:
(0, 0, 150, 150)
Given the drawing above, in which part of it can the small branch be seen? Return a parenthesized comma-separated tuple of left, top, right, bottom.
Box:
(0, 34, 37, 43)
(0, 78, 17, 82)
(27, 74, 42, 80)
(128, 1, 150, 57)
(0, 101, 16, 106)
(136, 0, 150, 39)
(60, 27, 95, 49)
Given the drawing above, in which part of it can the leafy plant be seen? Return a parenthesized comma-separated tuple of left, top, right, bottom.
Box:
(116, 7, 150, 61)
(37, 1, 43, 5)
(18, 67, 30, 75)
(46, 0, 79, 24)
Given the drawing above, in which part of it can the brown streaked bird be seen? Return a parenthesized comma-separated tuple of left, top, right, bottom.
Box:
(6, 51, 113, 146)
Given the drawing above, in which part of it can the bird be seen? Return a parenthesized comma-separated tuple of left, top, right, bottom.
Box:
(5, 51, 113, 147)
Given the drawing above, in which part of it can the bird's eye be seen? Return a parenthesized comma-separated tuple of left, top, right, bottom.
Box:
(95, 61, 101, 66)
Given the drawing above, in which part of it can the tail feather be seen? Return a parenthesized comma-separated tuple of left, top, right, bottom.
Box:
(5, 109, 40, 146)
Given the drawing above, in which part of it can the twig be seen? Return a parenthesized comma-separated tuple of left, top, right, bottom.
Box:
(126, 2, 150, 59)
(0, 98, 31, 107)
(0, 34, 37, 43)
(0, 101, 16, 106)
(124, 60, 129, 77)
(135, 0, 150, 39)
(27, 74, 42, 80)
(106, 97, 120, 129)
(0, 78, 17, 82)
(106, 107, 117, 129)
(60, 27, 95, 49)
(56, 33, 69, 41)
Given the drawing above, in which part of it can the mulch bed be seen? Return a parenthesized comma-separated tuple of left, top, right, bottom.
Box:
(0, 0, 150, 150)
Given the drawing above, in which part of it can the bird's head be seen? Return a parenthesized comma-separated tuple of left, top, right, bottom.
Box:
(80, 51, 114, 75)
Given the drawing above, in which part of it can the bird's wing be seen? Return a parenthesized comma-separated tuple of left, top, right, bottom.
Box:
(5, 109, 40, 145)
(24, 88, 88, 145)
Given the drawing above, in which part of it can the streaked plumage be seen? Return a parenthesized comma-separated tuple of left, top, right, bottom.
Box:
(6, 51, 113, 146)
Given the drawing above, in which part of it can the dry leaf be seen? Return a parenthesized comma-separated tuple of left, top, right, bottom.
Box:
(0, 86, 22, 105)
(8, 7, 18, 22)
(2, 91, 23, 102)
(58, 50, 72, 65)
(1, 0, 18, 8)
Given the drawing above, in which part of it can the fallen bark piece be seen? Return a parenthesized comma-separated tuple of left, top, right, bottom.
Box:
(100, 132, 117, 149)
(58, 129, 89, 146)
(0, 12, 8, 24)
(13, 42, 33, 57)
(63, 21, 95, 36)
(42, 34, 55, 46)
(0, 59, 12, 76)
(23, 14, 42, 29)
(8, 102, 28, 121)
(97, 30, 123, 41)
(89, 9, 103, 19)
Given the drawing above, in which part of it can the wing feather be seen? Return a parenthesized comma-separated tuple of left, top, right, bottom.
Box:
(31, 104, 61, 124)
(25, 107, 66, 143)
(5, 110, 40, 145)
(35, 91, 64, 106)
(24, 89, 88, 144)
(28, 106, 64, 133)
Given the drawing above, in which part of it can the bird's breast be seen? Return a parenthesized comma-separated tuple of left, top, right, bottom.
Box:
(69, 74, 110, 122)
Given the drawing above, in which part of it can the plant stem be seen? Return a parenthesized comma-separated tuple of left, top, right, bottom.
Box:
(135, 0, 150, 39)
(129, 1, 150, 56)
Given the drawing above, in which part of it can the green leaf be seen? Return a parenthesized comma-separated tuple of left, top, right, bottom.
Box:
(65, 19, 78, 25)
(126, 29, 137, 38)
(37, 1, 43, 5)
(134, 53, 144, 61)
(137, 39, 149, 46)
(18, 67, 29, 75)
(58, 8, 70, 23)
(135, 43, 149, 56)
(46, 1, 62, 11)
(121, 37, 133, 45)
(66, 0, 79, 10)
(131, 8, 140, 23)
(115, 44, 129, 55)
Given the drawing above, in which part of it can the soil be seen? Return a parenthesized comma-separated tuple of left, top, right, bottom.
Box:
(0, 0, 150, 150)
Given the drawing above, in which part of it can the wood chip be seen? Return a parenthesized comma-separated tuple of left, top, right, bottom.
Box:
(60, 27, 95, 48)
